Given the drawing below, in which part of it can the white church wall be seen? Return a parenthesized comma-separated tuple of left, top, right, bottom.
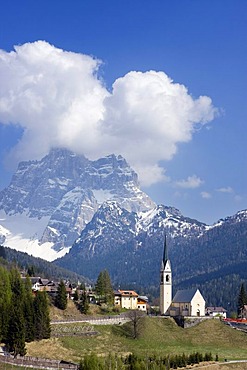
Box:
(191, 290, 205, 316)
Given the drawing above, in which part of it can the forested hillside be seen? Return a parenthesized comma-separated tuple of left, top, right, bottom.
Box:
(0, 245, 89, 284)
(56, 210, 247, 314)
(0, 264, 51, 357)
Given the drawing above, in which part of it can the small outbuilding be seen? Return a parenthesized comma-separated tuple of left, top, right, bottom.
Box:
(206, 306, 227, 318)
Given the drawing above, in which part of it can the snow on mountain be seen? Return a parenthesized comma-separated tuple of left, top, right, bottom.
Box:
(56, 201, 247, 287)
(213, 209, 247, 226)
(0, 147, 245, 266)
(137, 205, 207, 238)
(63, 203, 207, 265)
(64, 200, 138, 260)
(0, 148, 155, 260)
(0, 210, 63, 261)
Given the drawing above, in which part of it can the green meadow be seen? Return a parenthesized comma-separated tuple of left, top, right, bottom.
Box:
(25, 317, 247, 364)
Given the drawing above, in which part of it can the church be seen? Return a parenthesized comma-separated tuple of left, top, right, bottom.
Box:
(160, 236, 205, 317)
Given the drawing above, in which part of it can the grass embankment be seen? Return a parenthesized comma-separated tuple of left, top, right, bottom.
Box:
(26, 314, 247, 365)
(49, 299, 109, 320)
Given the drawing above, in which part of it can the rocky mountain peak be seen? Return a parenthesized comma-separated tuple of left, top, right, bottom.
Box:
(0, 148, 154, 259)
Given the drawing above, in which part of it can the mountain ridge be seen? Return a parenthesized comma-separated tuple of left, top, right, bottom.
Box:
(0, 148, 154, 259)
(0, 148, 246, 311)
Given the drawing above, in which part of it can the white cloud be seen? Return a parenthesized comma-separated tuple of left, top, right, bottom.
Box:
(216, 186, 234, 193)
(100, 71, 217, 185)
(201, 191, 212, 199)
(0, 41, 218, 186)
(0, 41, 108, 162)
(175, 175, 204, 189)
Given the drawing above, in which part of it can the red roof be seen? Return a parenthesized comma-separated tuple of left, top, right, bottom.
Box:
(118, 289, 138, 297)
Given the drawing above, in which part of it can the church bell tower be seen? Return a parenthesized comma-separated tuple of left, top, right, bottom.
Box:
(160, 235, 172, 315)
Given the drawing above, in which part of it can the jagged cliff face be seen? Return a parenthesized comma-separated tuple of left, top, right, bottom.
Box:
(0, 148, 155, 259)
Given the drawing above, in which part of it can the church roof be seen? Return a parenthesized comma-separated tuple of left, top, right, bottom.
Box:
(206, 306, 227, 312)
(172, 288, 200, 303)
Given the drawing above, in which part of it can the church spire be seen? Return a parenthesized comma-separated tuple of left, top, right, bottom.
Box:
(160, 233, 172, 315)
(163, 233, 168, 265)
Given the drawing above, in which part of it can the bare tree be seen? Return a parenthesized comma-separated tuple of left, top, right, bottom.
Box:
(126, 309, 145, 339)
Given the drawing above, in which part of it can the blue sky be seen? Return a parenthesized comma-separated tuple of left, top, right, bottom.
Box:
(0, 0, 246, 224)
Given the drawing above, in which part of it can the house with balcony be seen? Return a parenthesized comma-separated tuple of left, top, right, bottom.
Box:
(114, 289, 147, 311)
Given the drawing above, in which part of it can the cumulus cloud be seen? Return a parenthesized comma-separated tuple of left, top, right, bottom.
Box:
(0, 41, 108, 161)
(0, 41, 218, 186)
(175, 175, 204, 189)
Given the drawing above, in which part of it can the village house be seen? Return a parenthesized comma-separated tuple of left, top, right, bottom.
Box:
(239, 304, 247, 319)
(206, 306, 227, 318)
(114, 289, 148, 311)
(114, 289, 139, 309)
(21, 276, 73, 298)
(137, 296, 148, 312)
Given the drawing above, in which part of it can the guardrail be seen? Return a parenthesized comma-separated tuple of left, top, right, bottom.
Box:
(0, 354, 78, 369)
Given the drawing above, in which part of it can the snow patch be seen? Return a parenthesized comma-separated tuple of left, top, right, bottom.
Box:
(0, 210, 50, 239)
(0, 223, 10, 236)
(0, 210, 70, 261)
(3, 232, 69, 261)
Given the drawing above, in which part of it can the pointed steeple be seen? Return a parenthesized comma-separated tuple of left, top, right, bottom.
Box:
(163, 233, 168, 265)
(160, 233, 172, 315)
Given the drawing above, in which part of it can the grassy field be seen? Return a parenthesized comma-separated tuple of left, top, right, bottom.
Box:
(1, 362, 247, 370)
(25, 317, 247, 365)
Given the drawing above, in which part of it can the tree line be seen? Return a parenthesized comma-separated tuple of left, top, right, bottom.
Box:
(0, 245, 86, 284)
(0, 265, 50, 357)
(79, 351, 216, 369)
(238, 282, 247, 317)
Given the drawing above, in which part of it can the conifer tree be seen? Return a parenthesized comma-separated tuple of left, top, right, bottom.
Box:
(80, 352, 101, 370)
(23, 276, 35, 342)
(0, 245, 6, 259)
(0, 266, 11, 342)
(79, 284, 89, 314)
(9, 267, 24, 298)
(55, 280, 68, 310)
(6, 268, 26, 357)
(7, 304, 26, 357)
(95, 271, 104, 297)
(95, 269, 113, 304)
(27, 265, 35, 277)
(73, 289, 79, 301)
(33, 291, 51, 340)
(238, 283, 247, 316)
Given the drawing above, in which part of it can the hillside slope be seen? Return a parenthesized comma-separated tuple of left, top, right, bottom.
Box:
(26, 318, 247, 362)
